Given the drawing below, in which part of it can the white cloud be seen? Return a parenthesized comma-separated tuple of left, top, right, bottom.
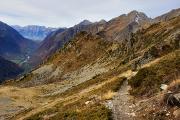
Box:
(0, 0, 179, 27)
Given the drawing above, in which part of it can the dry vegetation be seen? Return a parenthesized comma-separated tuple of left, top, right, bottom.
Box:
(1, 14, 180, 120)
(19, 75, 127, 120)
(129, 50, 180, 97)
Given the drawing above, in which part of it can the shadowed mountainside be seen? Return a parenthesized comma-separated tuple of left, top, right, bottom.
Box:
(0, 56, 23, 83)
(0, 21, 38, 64)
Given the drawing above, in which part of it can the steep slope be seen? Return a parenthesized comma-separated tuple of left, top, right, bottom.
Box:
(18, 14, 180, 88)
(15, 32, 116, 87)
(1, 31, 125, 119)
(0, 21, 38, 63)
(129, 50, 180, 97)
(112, 15, 180, 120)
(1, 11, 179, 120)
(0, 56, 23, 83)
(154, 8, 180, 22)
(127, 50, 180, 120)
(101, 10, 151, 41)
(29, 9, 180, 69)
(29, 11, 151, 67)
(12, 25, 60, 41)
(29, 19, 107, 66)
(129, 15, 180, 68)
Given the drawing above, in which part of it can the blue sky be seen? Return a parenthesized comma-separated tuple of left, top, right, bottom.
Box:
(0, 0, 179, 27)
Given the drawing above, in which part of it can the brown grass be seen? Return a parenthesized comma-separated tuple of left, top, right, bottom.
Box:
(101, 90, 117, 100)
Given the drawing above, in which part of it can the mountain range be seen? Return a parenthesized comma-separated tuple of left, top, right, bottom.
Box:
(28, 10, 151, 67)
(28, 9, 180, 67)
(12, 25, 59, 41)
(0, 8, 179, 120)
(14, 9, 180, 87)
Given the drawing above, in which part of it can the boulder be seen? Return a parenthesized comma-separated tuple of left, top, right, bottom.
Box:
(164, 93, 180, 107)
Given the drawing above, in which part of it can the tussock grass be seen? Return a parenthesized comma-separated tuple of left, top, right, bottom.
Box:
(129, 50, 180, 97)
(101, 90, 117, 100)
(25, 75, 126, 120)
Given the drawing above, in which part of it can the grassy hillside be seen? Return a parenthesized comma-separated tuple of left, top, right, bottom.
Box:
(129, 50, 180, 97)
(1, 14, 180, 120)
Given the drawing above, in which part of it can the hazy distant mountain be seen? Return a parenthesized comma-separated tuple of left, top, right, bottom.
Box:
(0, 21, 38, 63)
(0, 56, 23, 83)
(12, 25, 58, 41)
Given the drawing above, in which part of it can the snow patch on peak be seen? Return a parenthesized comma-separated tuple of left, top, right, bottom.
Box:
(135, 13, 142, 24)
(135, 13, 138, 23)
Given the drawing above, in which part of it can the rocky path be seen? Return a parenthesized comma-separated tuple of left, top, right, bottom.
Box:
(111, 80, 136, 120)
(110, 59, 161, 120)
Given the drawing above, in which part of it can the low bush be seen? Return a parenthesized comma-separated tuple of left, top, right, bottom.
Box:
(128, 51, 180, 97)
(129, 67, 161, 96)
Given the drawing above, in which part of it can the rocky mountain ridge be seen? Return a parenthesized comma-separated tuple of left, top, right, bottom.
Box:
(29, 10, 152, 67)
(29, 9, 180, 69)
(29, 19, 107, 67)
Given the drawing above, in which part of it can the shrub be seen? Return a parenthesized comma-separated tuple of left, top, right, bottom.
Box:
(128, 67, 161, 96)
(128, 51, 180, 97)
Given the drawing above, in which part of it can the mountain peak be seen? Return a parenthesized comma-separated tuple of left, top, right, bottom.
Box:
(128, 10, 147, 17)
(78, 20, 92, 26)
(128, 10, 139, 15)
(127, 10, 151, 23)
(110, 10, 150, 24)
(98, 19, 107, 24)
